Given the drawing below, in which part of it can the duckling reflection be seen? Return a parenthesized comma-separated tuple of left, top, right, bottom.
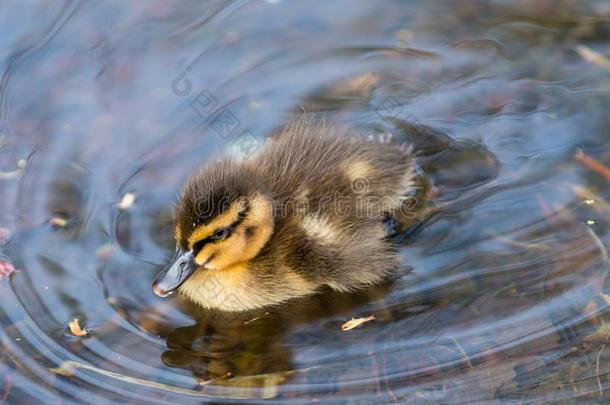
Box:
(160, 284, 395, 382)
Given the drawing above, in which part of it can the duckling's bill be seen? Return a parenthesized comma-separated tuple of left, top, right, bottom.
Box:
(152, 249, 198, 297)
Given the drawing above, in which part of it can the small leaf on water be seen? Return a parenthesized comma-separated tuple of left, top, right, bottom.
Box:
(117, 192, 136, 210)
(68, 318, 89, 337)
(49, 364, 76, 377)
(341, 315, 376, 331)
(584, 321, 610, 343)
(576, 45, 610, 71)
(0, 260, 17, 281)
(575, 149, 610, 181)
(49, 217, 69, 229)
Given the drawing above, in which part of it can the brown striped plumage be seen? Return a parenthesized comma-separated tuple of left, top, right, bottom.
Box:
(153, 121, 415, 311)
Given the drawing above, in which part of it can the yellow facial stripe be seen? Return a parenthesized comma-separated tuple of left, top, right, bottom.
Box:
(187, 199, 246, 249)
(175, 225, 182, 242)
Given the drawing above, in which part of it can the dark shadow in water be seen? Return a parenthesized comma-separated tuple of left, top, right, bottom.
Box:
(161, 286, 395, 381)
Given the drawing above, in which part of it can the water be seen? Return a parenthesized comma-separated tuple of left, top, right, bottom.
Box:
(1, 1, 610, 403)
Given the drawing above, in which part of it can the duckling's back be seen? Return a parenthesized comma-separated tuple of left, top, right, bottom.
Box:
(245, 121, 415, 293)
(254, 121, 415, 214)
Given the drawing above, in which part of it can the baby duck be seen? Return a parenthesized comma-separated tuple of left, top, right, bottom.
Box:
(152, 121, 415, 311)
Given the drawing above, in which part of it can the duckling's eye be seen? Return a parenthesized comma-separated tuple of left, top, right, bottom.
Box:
(191, 227, 233, 256)
(210, 227, 231, 241)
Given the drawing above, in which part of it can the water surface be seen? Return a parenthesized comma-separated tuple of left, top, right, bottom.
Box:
(1, 1, 610, 403)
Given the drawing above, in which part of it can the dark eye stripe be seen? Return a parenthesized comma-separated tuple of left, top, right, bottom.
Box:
(193, 228, 231, 255)
(192, 201, 251, 255)
(192, 239, 208, 255)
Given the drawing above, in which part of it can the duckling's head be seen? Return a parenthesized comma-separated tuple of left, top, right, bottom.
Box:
(152, 162, 274, 299)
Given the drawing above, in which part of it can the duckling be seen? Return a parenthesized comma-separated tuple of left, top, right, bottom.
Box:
(152, 120, 415, 311)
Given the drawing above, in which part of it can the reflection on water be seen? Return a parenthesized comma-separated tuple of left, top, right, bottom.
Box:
(1, 0, 610, 402)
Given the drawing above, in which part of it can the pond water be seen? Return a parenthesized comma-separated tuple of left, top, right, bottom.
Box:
(1, 0, 610, 403)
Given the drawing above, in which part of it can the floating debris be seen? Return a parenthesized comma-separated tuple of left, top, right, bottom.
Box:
(198, 372, 232, 386)
(585, 322, 610, 343)
(244, 312, 271, 325)
(597, 344, 606, 397)
(341, 315, 376, 331)
(68, 318, 89, 337)
(575, 149, 610, 181)
(451, 337, 474, 369)
(571, 185, 610, 214)
(576, 45, 610, 71)
(0, 158, 27, 179)
(0, 260, 17, 281)
(49, 364, 75, 377)
(49, 217, 69, 229)
(0, 165, 23, 180)
(117, 192, 136, 210)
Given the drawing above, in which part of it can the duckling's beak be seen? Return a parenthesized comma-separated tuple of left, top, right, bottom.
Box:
(152, 249, 197, 297)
